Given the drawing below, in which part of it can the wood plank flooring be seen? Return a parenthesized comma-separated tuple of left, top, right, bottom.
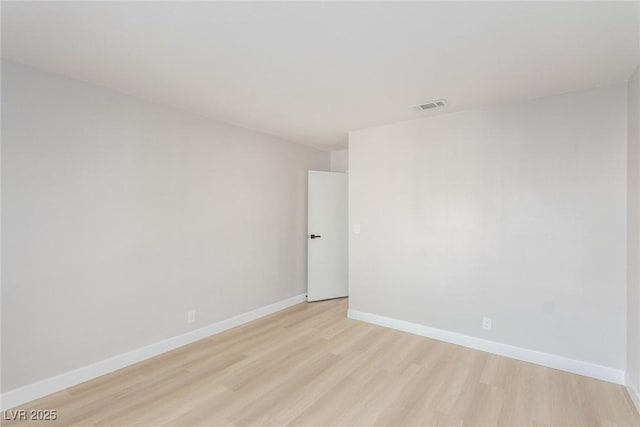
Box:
(4, 298, 639, 426)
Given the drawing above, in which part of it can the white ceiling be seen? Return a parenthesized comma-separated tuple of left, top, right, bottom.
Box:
(2, 2, 639, 150)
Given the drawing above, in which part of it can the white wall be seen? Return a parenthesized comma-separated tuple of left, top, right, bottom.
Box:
(330, 149, 348, 173)
(628, 65, 640, 395)
(349, 85, 627, 371)
(1, 61, 329, 392)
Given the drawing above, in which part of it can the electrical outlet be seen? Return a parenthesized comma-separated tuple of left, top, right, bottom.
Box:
(187, 310, 196, 324)
(482, 317, 492, 331)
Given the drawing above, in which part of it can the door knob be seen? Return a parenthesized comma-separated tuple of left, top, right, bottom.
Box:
(310, 234, 321, 239)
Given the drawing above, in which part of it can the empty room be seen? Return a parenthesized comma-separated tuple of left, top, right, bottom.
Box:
(1, 1, 640, 426)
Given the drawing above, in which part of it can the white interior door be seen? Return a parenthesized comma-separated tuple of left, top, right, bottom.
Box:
(307, 171, 348, 302)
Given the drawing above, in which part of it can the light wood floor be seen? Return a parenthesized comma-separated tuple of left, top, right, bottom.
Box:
(5, 298, 639, 426)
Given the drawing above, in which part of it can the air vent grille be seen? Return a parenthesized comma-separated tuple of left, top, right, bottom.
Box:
(411, 99, 447, 112)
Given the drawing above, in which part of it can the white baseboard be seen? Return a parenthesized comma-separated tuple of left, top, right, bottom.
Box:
(347, 309, 625, 385)
(626, 373, 640, 415)
(1, 294, 307, 410)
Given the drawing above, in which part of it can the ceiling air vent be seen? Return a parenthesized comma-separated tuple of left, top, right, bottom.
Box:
(411, 99, 447, 112)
